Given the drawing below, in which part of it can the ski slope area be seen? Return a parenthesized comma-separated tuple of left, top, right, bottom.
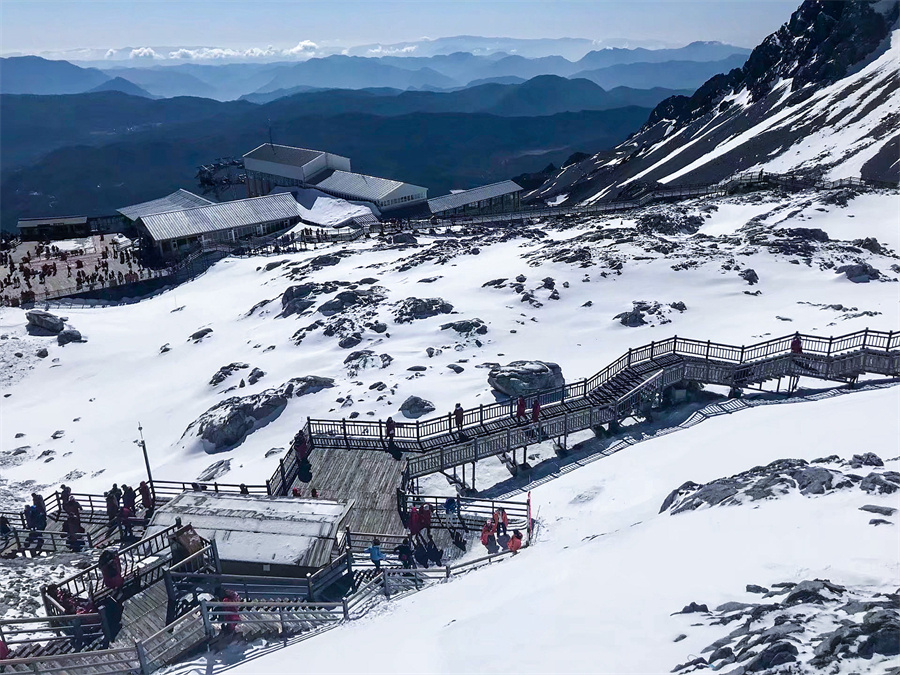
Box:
(183, 384, 900, 675)
(0, 189, 898, 504)
(656, 29, 900, 184)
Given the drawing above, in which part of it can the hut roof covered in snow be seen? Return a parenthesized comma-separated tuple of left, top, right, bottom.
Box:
(147, 491, 352, 568)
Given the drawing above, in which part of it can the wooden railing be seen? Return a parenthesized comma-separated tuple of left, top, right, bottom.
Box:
(0, 613, 106, 654)
(0, 647, 142, 673)
(306, 328, 898, 448)
(44, 523, 192, 610)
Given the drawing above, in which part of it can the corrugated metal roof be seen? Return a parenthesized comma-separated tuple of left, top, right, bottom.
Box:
(138, 193, 299, 242)
(313, 170, 423, 203)
(146, 492, 351, 568)
(243, 143, 327, 168)
(118, 189, 213, 222)
(428, 180, 522, 213)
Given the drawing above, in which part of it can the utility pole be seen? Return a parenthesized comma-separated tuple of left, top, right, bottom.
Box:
(137, 422, 155, 497)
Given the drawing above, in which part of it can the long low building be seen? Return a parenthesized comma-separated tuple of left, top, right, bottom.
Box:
(311, 170, 427, 212)
(428, 180, 523, 217)
(243, 143, 427, 212)
(244, 143, 351, 197)
(118, 189, 214, 224)
(135, 192, 301, 255)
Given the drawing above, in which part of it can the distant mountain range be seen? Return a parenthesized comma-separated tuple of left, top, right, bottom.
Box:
(0, 83, 653, 231)
(0, 41, 750, 101)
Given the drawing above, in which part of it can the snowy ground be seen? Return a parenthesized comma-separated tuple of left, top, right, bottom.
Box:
(167, 383, 900, 675)
(1, 188, 898, 505)
(0, 186, 897, 672)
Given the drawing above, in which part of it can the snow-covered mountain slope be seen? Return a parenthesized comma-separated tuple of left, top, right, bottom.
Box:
(172, 385, 900, 675)
(1, 188, 897, 506)
(533, 1, 900, 205)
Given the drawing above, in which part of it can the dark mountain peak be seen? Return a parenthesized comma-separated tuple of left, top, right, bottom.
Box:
(646, 0, 899, 128)
(88, 76, 154, 98)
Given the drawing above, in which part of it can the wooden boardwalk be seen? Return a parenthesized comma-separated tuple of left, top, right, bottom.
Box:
(287, 447, 406, 536)
(289, 329, 899, 484)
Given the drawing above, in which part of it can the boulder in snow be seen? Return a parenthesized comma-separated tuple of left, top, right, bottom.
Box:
(488, 360, 564, 397)
(57, 328, 84, 346)
(836, 263, 880, 283)
(394, 297, 454, 323)
(614, 309, 647, 327)
(440, 318, 488, 336)
(26, 310, 65, 334)
(400, 395, 436, 419)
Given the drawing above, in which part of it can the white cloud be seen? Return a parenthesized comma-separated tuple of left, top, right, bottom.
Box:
(166, 42, 318, 61)
(284, 40, 318, 56)
(129, 47, 161, 60)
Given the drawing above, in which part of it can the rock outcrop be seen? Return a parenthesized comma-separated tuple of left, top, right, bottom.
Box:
(488, 361, 564, 397)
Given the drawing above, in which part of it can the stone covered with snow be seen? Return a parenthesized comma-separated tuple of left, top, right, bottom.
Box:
(487, 360, 564, 397)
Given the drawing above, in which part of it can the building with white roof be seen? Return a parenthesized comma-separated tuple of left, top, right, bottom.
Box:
(118, 189, 214, 224)
(147, 491, 352, 577)
(243, 143, 427, 212)
(428, 180, 523, 217)
(135, 192, 300, 255)
(243, 143, 351, 197)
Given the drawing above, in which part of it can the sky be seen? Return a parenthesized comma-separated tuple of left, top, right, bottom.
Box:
(1, 0, 800, 57)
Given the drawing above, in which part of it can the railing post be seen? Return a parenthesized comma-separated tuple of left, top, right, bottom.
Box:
(200, 600, 215, 639)
(342, 419, 349, 448)
(342, 597, 350, 620)
(650, 341, 655, 358)
(479, 404, 484, 425)
(827, 336, 833, 356)
(627, 348, 632, 366)
(383, 569, 391, 599)
(740, 346, 745, 363)
(445, 564, 451, 579)
(136, 640, 151, 675)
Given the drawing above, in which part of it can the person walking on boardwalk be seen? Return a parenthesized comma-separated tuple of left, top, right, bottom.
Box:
(790, 332, 803, 354)
(494, 508, 509, 536)
(408, 506, 422, 537)
(138, 481, 153, 514)
(32, 493, 47, 520)
(481, 520, 498, 553)
(420, 502, 433, 536)
(453, 403, 465, 435)
(105, 492, 118, 528)
(385, 416, 396, 441)
(365, 537, 387, 571)
(98, 549, 124, 591)
(531, 399, 541, 426)
(508, 530, 523, 554)
(393, 537, 414, 569)
(122, 485, 136, 511)
(516, 396, 527, 423)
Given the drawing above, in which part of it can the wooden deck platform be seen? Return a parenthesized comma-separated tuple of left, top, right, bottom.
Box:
(287, 448, 406, 536)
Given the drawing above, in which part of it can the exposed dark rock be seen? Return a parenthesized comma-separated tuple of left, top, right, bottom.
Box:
(488, 360, 564, 397)
(860, 472, 899, 494)
(343, 350, 392, 376)
(36, 348, 49, 358)
(197, 459, 231, 481)
(309, 254, 343, 269)
(778, 227, 829, 242)
(852, 238, 888, 255)
(210, 363, 249, 386)
(182, 376, 333, 453)
(739, 268, 760, 285)
(709, 646, 734, 663)
(26, 309, 65, 333)
(400, 395, 436, 419)
(338, 333, 363, 349)
(190, 328, 213, 341)
(669, 301, 687, 312)
(548, 289, 560, 300)
(637, 213, 703, 235)
(482, 278, 508, 288)
(744, 641, 797, 671)
(859, 504, 897, 516)
(746, 585, 769, 595)
(836, 263, 881, 283)
(869, 518, 893, 526)
(407, 366, 427, 372)
(247, 367, 266, 385)
(615, 309, 647, 327)
(57, 328, 84, 346)
(319, 289, 383, 317)
(447, 364, 464, 373)
(394, 297, 454, 323)
(390, 233, 418, 246)
(371, 322, 388, 334)
(679, 602, 709, 614)
(850, 452, 884, 468)
(441, 318, 488, 336)
(671, 657, 706, 672)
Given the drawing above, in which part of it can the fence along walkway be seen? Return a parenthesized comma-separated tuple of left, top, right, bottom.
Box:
(407, 171, 899, 228)
(294, 329, 899, 483)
